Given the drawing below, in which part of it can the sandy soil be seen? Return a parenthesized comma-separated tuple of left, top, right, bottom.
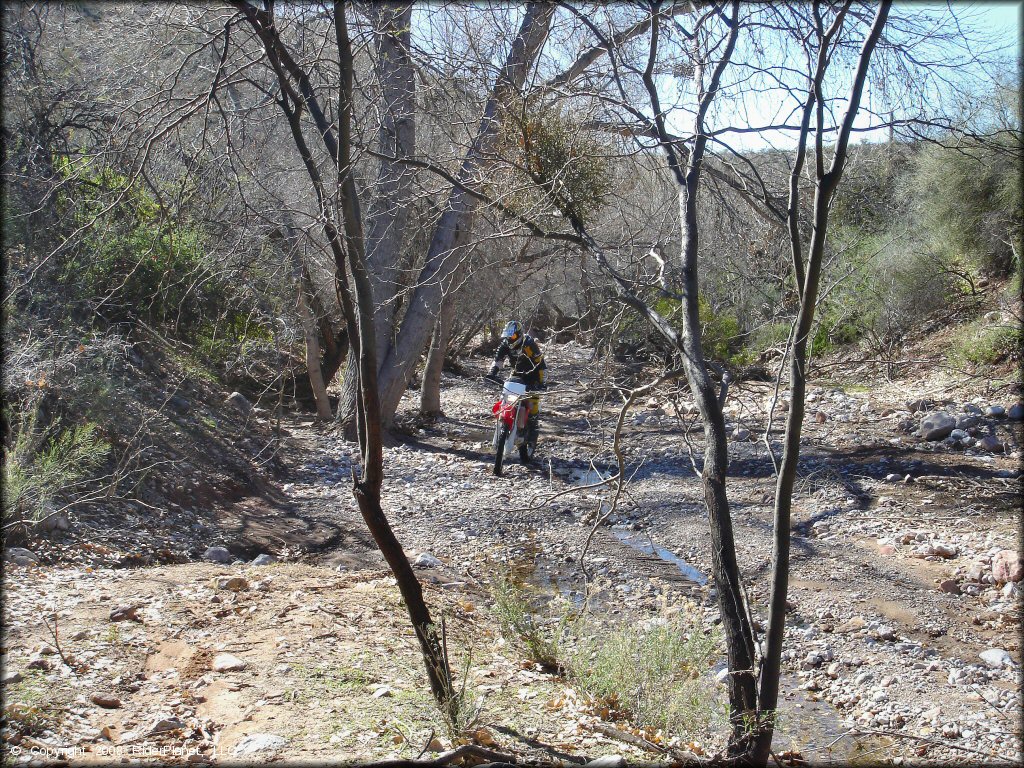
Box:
(2, 342, 1021, 766)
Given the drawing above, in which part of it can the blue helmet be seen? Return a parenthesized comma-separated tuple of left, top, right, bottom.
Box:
(501, 320, 524, 348)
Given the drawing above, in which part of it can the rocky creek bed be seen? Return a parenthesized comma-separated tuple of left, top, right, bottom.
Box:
(3, 343, 1021, 764)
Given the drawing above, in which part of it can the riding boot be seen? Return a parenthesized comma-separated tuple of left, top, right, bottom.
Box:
(526, 414, 540, 449)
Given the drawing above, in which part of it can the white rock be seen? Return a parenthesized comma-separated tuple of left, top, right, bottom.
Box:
(586, 757, 626, 768)
(412, 552, 442, 568)
(203, 547, 232, 564)
(212, 653, 247, 672)
(979, 648, 1012, 669)
(232, 734, 288, 757)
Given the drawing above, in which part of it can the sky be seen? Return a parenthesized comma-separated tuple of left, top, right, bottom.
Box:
(702, 1, 1023, 152)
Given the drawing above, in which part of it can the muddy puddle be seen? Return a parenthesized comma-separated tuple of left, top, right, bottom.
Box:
(774, 675, 893, 764)
(609, 528, 707, 585)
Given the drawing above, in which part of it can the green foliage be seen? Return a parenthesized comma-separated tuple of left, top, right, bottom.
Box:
(906, 138, 1022, 277)
(54, 161, 234, 334)
(949, 319, 1022, 366)
(568, 617, 720, 737)
(490, 575, 574, 670)
(498, 105, 611, 225)
(698, 297, 743, 364)
(810, 310, 862, 357)
(2, 408, 108, 527)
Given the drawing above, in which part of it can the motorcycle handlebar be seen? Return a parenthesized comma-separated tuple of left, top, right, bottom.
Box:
(482, 376, 553, 392)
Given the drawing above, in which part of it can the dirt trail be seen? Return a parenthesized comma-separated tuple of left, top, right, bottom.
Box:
(3, 342, 1021, 765)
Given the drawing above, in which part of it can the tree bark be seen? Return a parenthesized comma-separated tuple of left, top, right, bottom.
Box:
(298, 271, 333, 420)
(420, 281, 457, 417)
(232, 0, 455, 711)
(750, 4, 890, 764)
(336, 1, 416, 432)
(374, 3, 555, 427)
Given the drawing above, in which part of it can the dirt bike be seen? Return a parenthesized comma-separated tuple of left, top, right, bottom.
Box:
(485, 375, 541, 476)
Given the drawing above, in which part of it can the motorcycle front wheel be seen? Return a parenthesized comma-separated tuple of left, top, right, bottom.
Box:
(493, 422, 510, 476)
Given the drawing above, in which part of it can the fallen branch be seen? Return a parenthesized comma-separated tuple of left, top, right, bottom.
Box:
(358, 743, 518, 768)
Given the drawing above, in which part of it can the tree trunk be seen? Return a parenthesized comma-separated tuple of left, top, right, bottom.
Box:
(232, 0, 455, 712)
(750, 4, 890, 763)
(420, 285, 456, 416)
(335, 1, 416, 433)
(298, 274, 333, 420)
(375, 3, 555, 427)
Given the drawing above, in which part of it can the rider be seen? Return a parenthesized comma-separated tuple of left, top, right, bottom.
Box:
(487, 320, 546, 454)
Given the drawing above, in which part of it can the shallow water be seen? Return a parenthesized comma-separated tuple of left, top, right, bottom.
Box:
(610, 528, 708, 585)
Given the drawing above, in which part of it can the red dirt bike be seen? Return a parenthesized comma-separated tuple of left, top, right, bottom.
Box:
(485, 375, 541, 476)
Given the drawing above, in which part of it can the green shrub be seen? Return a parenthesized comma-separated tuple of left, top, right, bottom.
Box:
(2, 409, 109, 527)
(568, 617, 720, 738)
(810, 310, 862, 357)
(490, 576, 575, 670)
(54, 162, 236, 335)
(949, 320, 1022, 366)
(497, 105, 611, 226)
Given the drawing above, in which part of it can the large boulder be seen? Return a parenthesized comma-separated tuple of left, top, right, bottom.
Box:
(918, 412, 955, 441)
(993, 550, 1023, 583)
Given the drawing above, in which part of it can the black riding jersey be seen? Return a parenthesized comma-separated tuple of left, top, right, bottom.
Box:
(492, 334, 546, 387)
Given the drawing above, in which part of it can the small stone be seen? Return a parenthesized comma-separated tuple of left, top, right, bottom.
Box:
(212, 653, 247, 673)
(732, 427, 750, 441)
(984, 405, 1005, 417)
(965, 562, 987, 582)
(979, 648, 1012, 669)
(815, 411, 827, 423)
(977, 435, 1003, 453)
(90, 693, 122, 709)
(202, 547, 233, 564)
(993, 550, 1023, 583)
(938, 580, 961, 595)
(2, 671, 24, 685)
(226, 392, 253, 414)
(932, 542, 958, 559)
(878, 543, 897, 556)
(232, 734, 288, 757)
(918, 412, 955, 441)
(213, 576, 249, 591)
(884, 473, 902, 482)
(109, 605, 142, 623)
(3, 547, 39, 565)
(585, 757, 626, 768)
(251, 554, 277, 566)
(1007, 403, 1023, 420)
(836, 616, 866, 634)
(955, 415, 979, 429)
(412, 552, 442, 568)
(149, 717, 186, 734)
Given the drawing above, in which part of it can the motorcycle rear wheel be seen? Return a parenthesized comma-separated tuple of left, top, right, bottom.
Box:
(493, 423, 510, 476)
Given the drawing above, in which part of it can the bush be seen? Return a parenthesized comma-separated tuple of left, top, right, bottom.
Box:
(2, 409, 108, 528)
(568, 617, 720, 738)
(905, 138, 1022, 277)
(949, 320, 1022, 366)
(54, 162, 244, 336)
(496, 105, 611, 226)
(490, 575, 574, 670)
